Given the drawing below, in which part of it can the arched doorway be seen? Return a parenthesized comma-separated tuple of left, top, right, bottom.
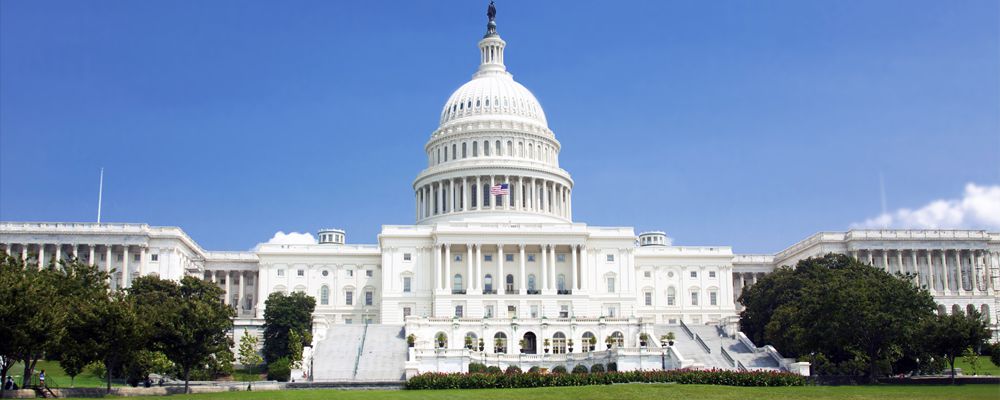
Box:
(522, 332, 537, 354)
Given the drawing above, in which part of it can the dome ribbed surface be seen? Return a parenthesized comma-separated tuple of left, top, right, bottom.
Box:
(438, 74, 547, 127)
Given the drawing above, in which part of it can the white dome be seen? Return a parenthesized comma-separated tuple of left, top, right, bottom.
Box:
(439, 74, 548, 127)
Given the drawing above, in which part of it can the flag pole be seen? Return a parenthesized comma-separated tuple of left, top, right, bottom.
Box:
(97, 168, 104, 224)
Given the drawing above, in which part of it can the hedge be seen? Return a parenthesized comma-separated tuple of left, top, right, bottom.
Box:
(572, 365, 589, 374)
(405, 369, 806, 390)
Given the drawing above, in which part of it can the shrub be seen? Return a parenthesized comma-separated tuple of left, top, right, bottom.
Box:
(266, 358, 291, 382)
(528, 366, 541, 373)
(590, 364, 605, 373)
(606, 362, 618, 372)
(485, 366, 503, 374)
(571, 364, 589, 374)
(551, 365, 567, 374)
(468, 363, 487, 373)
(404, 369, 808, 390)
(505, 366, 522, 375)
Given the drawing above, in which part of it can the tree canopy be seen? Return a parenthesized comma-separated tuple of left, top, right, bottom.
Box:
(262, 291, 315, 365)
(922, 309, 991, 383)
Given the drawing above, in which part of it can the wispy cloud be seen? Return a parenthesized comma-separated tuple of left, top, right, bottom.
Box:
(265, 231, 316, 244)
(851, 183, 1000, 230)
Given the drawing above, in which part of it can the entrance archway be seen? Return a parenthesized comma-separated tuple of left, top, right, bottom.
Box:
(522, 332, 537, 354)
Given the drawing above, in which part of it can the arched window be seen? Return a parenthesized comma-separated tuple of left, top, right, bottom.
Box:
(452, 144, 457, 160)
(453, 274, 464, 293)
(473, 141, 478, 157)
(320, 285, 329, 305)
(464, 332, 477, 349)
(518, 142, 523, 157)
(482, 183, 490, 206)
(484, 274, 493, 293)
(507, 141, 513, 156)
(552, 332, 567, 354)
(435, 332, 448, 348)
(667, 287, 676, 306)
(471, 185, 478, 208)
(484, 141, 490, 156)
(952, 304, 962, 315)
(495, 140, 501, 156)
(528, 274, 536, 292)
(582, 332, 596, 351)
(494, 332, 508, 353)
(528, 143, 534, 159)
(610, 331, 624, 348)
(506, 274, 514, 293)
(462, 142, 468, 158)
(967, 304, 976, 316)
(455, 305, 464, 317)
(436, 148, 440, 164)
(982, 304, 991, 322)
(937, 304, 946, 315)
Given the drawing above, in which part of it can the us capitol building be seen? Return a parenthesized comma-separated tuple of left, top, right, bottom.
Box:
(1, 4, 997, 380)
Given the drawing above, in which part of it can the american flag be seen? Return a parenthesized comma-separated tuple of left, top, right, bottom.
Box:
(490, 183, 510, 195)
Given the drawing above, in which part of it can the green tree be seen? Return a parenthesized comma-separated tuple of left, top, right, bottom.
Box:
(287, 329, 304, 369)
(739, 253, 936, 381)
(262, 292, 315, 365)
(922, 309, 990, 383)
(92, 291, 145, 392)
(130, 275, 234, 393)
(54, 260, 112, 387)
(237, 330, 262, 374)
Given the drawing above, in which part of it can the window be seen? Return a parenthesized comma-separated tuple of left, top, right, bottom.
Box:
(345, 318, 353, 325)
(507, 305, 517, 315)
(557, 274, 566, 291)
(643, 271, 651, 278)
(709, 271, 716, 278)
(462, 142, 467, 158)
(320, 286, 329, 305)
(277, 269, 285, 277)
(246, 276, 254, 286)
(485, 305, 494, 318)
(667, 287, 676, 305)
(366, 270, 373, 277)
(297, 269, 304, 277)
(117, 254, 123, 261)
(346, 291, 354, 305)
(606, 254, 615, 262)
(528, 254, 536, 262)
(556, 254, 566, 262)
(710, 291, 718, 306)
(484, 141, 490, 156)
(403, 253, 412, 261)
(530, 305, 539, 318)
(133, 254, 140, 262)
(484, 274, 493, 292)
(151, 254, 159, 262)
(455, 254, 462, 262)
(403, 277, 412, 293)
(559, 305, 569, 318)
(484, 254, 493, 262)
(690, 291, 699, 306)
(607, 277, 616, 293)
(453, 274, 464, 292)
(644, 292, 652, 306)
(403, 307, 412, 318)
(322, 270, 329, 277)
(473, 141, 478, 156)
(690, 271, 697, 278)
(347, 269, 354, 277)
(505, 254, 513, 262)
(606, 305, 618, 317)
(527, 274, 536, 291)
(455, 305, 464, 317)
(506, 274, 514, 292)
(365, 291, 373, 306)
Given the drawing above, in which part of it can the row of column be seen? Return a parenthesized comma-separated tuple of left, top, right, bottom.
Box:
(733, 272, 767, 307)
(2, 242, 146, 288)
(415, 175, 571, 220)
(854, 248, 996, 294)
(206, 270, 258, 316)
(432, 243, 587, 295)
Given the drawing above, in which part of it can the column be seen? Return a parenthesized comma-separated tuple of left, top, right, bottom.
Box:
(224, 271, 231, 305)
(927, 250, 936, 291)
(140, 246, 147, 277)
(466, 245, 473, 292)
(519, 244, 526, 295)
(476, 176, 482, 210)
(415, 190, 420, 220)
(911, 249, 919, 287)
(955, 250, 964, 293)
(55, 245, 61, 266)
(37, 244, 45, 268)
(88, 245, 96, 266)
(121, 245, 129, 288)
(941, 250, 949, 293)
(445, 244, 452, 292)
(541, 245, 548, 291)
(567, 187, 572, 218)
(972, 250, 981, 292)
(514, 177, 520, 210)
(571, 244, 578, 292)
(550, 245, 557, 290)
(580, 245, 588, 291)
(896, 250, 903, 275)
(462, 177, 468, 211)
(105, 246, 112, 276)
(497, 244, 504, 294)
(542, 181, 549, 213)
(450, 179, 456, 213)
(238, 271, 246, 313)
(867, 250, 874, 265)
(882, 250, 888, 272)
(434, 244, 442, 291)
(489, 175, 496, 209)
(475, 244, 483, 292)
(21, 245, 28, 262)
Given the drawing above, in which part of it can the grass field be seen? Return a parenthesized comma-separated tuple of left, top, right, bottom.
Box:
(7, 360, 112, 388)
(57, 383, 1000, 400)
(954, 358, 1000, 376)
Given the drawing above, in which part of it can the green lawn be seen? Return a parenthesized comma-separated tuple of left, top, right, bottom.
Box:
(61, 383, 1000, 400)
(7, 360, 113, 388)
(954, 358, 1000, 376)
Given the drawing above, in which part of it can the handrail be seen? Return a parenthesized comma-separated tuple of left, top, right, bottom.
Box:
(719, 346, 735, 367)
(694, 334, 711, 353)
(679, 320, 694, 339)
(352, 324, 369, 379)
(736, 359, 748, 371)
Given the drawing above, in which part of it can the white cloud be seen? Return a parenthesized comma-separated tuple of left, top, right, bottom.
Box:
(265, 231, 316, 245)
(851, 183, 1000, 230)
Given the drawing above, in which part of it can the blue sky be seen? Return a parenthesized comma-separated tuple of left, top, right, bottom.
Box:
(1, 0, 998, 253)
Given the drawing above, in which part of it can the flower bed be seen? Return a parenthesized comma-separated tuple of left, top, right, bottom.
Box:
(405, 369, 806, 390)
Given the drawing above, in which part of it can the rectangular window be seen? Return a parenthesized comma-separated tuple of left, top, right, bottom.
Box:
(277, 269, 285, 277)
(527, 254, 536, 262)
(556, 254, 566, 262)
(709, 271, 716, 278)
(690, 271, 697, 278)
(403, 277, 412, 293)
(100, 254, 106, 261)
(403, 253, 412, 261)
(505, 254, 514, 262)
(133, 254, 140, 262)
(345, 318, 353, 325)
(485, 305, 494, 318)
(151, 254, 159, 262)
(607, 277, 616, 293)
(246, 276, 254, 286)
(484, 255, 493, 262)
(691, 292, 699, 306)
(606, 254, 615, 262)
(347, 269, 354, 277)
(710, 291, 718, 306)
(667, 292, 675, 306)
(366, 270, 373, 277)
(403, 307, 412, 317)
(643, 271, 651, 278)
(297, 269, 305, 277)
(117, 254, 123, 261)
(668, 318, 678, 324)
(644, 292, 652, 306)
(507, 305, 517, 316)
(606, 305, 617, 317)
(530, 305, 539, 318)
(346, 291, 354, 305)
(559, 305, 569, 318)
(365, 291, 373, 306)
(455, 254, 463, 262)
(220, 278, 227, 285)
